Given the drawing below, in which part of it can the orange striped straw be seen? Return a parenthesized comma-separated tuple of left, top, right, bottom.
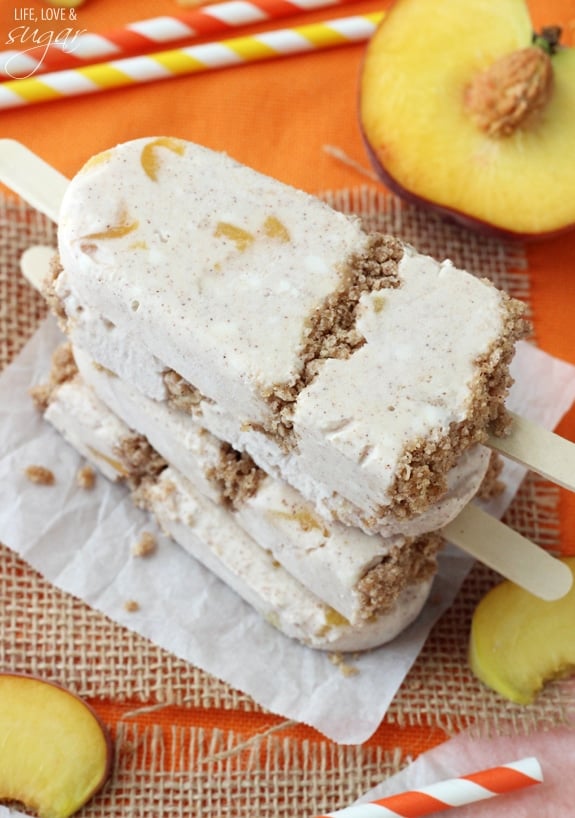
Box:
(0, 12, 383, 110)
(316, 757, 543, 817)
(0, 0, 365, 79)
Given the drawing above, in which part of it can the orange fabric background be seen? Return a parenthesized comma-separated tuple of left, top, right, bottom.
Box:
(2, 0, 575, 762)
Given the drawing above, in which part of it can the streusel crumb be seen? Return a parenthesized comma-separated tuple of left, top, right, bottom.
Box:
(328, 652, 359, 677)
(24, 465, 55, 485)
(76, 464, 96, 490)
(132, 531, 157, 557)
(124, 599, 140, 612)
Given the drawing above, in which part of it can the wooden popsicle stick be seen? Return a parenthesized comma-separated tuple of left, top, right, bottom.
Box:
(444, 504, 573, 601)
(489, 412, 575, 492)
(0, 139, 67, 223)
(3, 140, 575, 602)
(20, 245, 56, 291)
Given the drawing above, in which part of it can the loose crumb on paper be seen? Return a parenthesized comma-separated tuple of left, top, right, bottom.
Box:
(124, 599, 140, 613)
(132, 531, 157, 558)
(328, 652, 360, 678)
(24, 465, 55, 486)
(76, 464, 96, 490)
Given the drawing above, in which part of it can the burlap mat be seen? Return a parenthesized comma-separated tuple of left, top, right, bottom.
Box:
(1, 190, 572, 817)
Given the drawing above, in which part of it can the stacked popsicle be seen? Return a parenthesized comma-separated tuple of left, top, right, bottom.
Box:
(32, 136, 528, 650)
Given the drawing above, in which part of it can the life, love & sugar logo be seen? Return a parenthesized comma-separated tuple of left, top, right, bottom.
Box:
(4, 4, 88, 78)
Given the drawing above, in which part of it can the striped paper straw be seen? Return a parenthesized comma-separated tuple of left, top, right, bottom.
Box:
(0, 12, 383, 110)
(0, 0, 365, 79)
(316, 757, 543, 817)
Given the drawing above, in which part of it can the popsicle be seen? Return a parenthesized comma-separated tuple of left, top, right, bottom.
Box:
(49, 136, 527, 536)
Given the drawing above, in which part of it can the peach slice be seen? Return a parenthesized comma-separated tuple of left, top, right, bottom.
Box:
(359, 0, 575, 239)
(469, 557, 575, 703)
(0, 673, 112, 818)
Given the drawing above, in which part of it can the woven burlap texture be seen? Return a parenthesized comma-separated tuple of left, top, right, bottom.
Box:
(1, 191, 572, 817)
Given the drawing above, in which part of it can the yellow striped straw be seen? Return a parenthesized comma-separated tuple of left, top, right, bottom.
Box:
(0, 12, 384, 110)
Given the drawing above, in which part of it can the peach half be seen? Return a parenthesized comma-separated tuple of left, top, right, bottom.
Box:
(0, 673, 112, 818)
(359, 0, 575, 240)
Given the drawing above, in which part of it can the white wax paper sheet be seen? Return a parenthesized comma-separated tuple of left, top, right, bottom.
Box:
(1, 317, 575, 744)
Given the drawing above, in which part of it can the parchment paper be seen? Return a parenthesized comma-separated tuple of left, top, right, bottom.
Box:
(1, 317, 575, 744)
